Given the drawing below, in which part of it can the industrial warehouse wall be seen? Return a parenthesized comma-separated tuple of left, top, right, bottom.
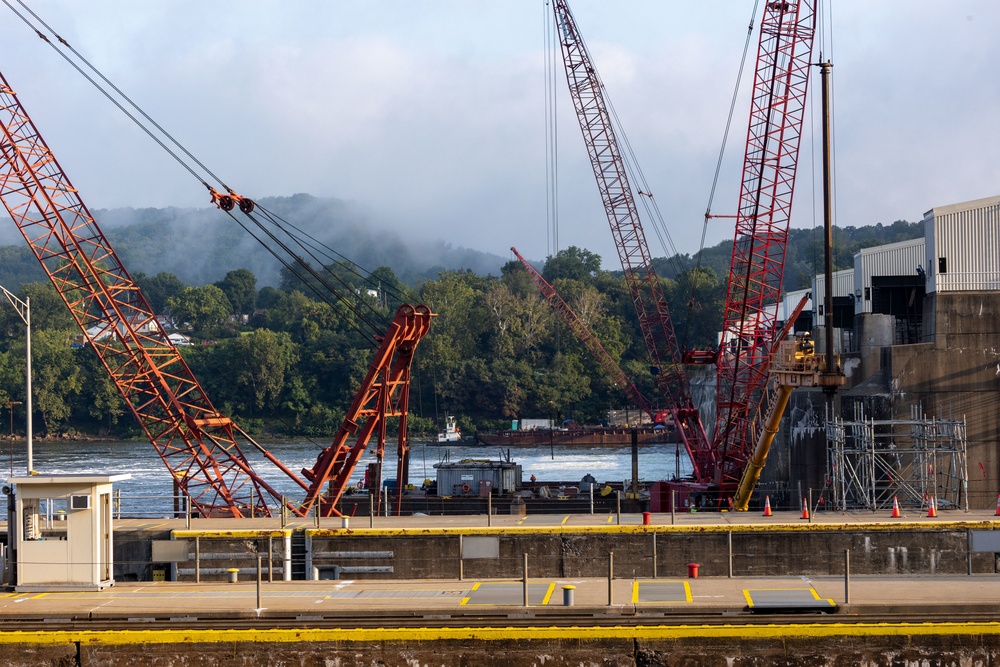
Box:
(887, 291, 1000, 508)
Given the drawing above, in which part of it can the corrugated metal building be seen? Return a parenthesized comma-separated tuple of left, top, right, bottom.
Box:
(853, 238, 926, 314)
(780, 288, 812, 322)
(812, 269, 854, 318)
(924, 194, 1000, 293)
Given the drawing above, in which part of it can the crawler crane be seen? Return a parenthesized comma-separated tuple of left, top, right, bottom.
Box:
(550, 0, 830, 505)
(0, 59, 429, 518)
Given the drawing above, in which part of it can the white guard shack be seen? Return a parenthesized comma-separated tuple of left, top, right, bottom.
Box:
(8, 474, 130, 592)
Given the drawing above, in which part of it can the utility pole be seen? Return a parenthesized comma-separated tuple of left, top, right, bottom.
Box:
(0, 284, 32, 474)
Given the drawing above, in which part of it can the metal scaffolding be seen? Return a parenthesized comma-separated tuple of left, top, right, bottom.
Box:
(827, 403, 968, 512)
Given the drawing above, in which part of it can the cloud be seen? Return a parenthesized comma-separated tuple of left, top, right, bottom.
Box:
(2, 1, 998, 272)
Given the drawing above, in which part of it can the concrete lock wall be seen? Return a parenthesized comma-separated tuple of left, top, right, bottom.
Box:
(304, 528, 982, 581)
(890, 291, 1000, 508)
(14, 633, 1000, 666)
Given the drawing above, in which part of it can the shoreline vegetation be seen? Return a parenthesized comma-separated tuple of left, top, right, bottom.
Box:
(0, 221, 923, 444)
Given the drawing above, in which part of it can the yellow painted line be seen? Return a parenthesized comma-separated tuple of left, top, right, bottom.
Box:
(459, 581, 480, 606)
(304, 519, 1000, 538)
(143, 523, 166, 530)
(172, 529, 292, 539)
(31, 593, 49, 599)
(540, 583, 556, 606)
(560, 516, 569, 525)
(8, 623, 1000, 644)
(632, 580, 692, 605)
(516, 517, 527, 525)
(808, 588, 837, 606)
(744, 588, 837, 608)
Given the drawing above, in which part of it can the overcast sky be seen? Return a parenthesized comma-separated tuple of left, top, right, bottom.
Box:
(2, 1, 998, 268)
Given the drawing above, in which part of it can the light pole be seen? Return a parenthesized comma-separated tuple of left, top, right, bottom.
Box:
(7, 401, 21, 476)
(0, 284, 32, 475)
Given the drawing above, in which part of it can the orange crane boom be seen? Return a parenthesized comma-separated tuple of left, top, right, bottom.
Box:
(0, 66, 431, 518)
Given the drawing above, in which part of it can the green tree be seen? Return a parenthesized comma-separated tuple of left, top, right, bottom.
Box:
(542, 246, 603, 283)
(264, 290, 342, 344)
(74, 346, 126, 432)
(215, 269, 257, 317)
(25, 329, 83, 433)
(133, 272, 185, 316)
(167, 285, 232, 335)
(225, 329, 297, 413)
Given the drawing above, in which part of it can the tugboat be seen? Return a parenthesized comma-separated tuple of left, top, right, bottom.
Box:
(436, 415, 462, 443)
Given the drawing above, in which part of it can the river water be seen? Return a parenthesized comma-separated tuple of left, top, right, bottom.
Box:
(3, 437, 692, 515)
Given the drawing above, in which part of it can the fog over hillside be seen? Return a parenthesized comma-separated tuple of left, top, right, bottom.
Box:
(0, 194, 511, 289)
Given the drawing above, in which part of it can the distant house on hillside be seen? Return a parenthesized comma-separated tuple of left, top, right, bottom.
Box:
(168, 333, 192, 346)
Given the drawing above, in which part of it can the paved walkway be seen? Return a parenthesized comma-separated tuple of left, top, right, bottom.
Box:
(2, 573, 999, 620)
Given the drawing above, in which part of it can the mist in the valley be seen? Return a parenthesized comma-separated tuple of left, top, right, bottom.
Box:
(0, 193, 510, 290)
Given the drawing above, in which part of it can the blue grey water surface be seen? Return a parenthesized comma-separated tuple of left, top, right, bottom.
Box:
(4, 438, 692, 514)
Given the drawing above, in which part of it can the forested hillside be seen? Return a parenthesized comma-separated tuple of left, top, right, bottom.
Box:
(652, 219, 924, 290)
(0, 211, 924, 440)
(0, 194, 509, 290)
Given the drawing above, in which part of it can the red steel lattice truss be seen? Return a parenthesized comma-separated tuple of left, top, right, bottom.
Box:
(0, 70, 275, 517)
(714, 0, 816, 491)
(551, 0, 713, 481)
(0, 69, 432, 518)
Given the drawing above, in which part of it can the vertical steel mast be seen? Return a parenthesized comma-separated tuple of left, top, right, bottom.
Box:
(550, 0, 713, 481)
(713, 0, 816, 491)
(0, 70, 275, 517)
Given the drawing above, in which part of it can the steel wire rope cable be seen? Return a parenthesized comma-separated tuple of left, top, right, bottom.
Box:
(0, 1, 287, 491)
(7, 0, 394, 338)
(8, 2, 391, 342)
(3, 0, 231, 197)
(251, 202, 412, 310)
(690, 1, 762, 354)
(6, 3, 395, 470)
(543, 0, 559, 258)
(236, 207, 385, 344)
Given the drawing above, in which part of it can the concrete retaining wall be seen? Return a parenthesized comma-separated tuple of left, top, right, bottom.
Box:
(8, 634, 1000, 666)
(302, 525, 990, 581)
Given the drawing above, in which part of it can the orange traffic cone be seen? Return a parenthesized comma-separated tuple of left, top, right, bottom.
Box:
(800, 496, 809, 520)
(891, 496, 901, 518)
(927, 496, 937, 518)
(763, 496, 773, 517)
(994, 494, 1000, 516)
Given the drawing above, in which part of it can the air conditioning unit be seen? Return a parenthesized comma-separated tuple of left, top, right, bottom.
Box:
(70, 494, 91, 510)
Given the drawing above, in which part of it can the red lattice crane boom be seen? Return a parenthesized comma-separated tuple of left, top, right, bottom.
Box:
(0, 66, 431, 519)
(713, 0, 816, 493)
(551, 0, 713, 481)
(510, 246, 659, 423)
(0, 70, 275, 517)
